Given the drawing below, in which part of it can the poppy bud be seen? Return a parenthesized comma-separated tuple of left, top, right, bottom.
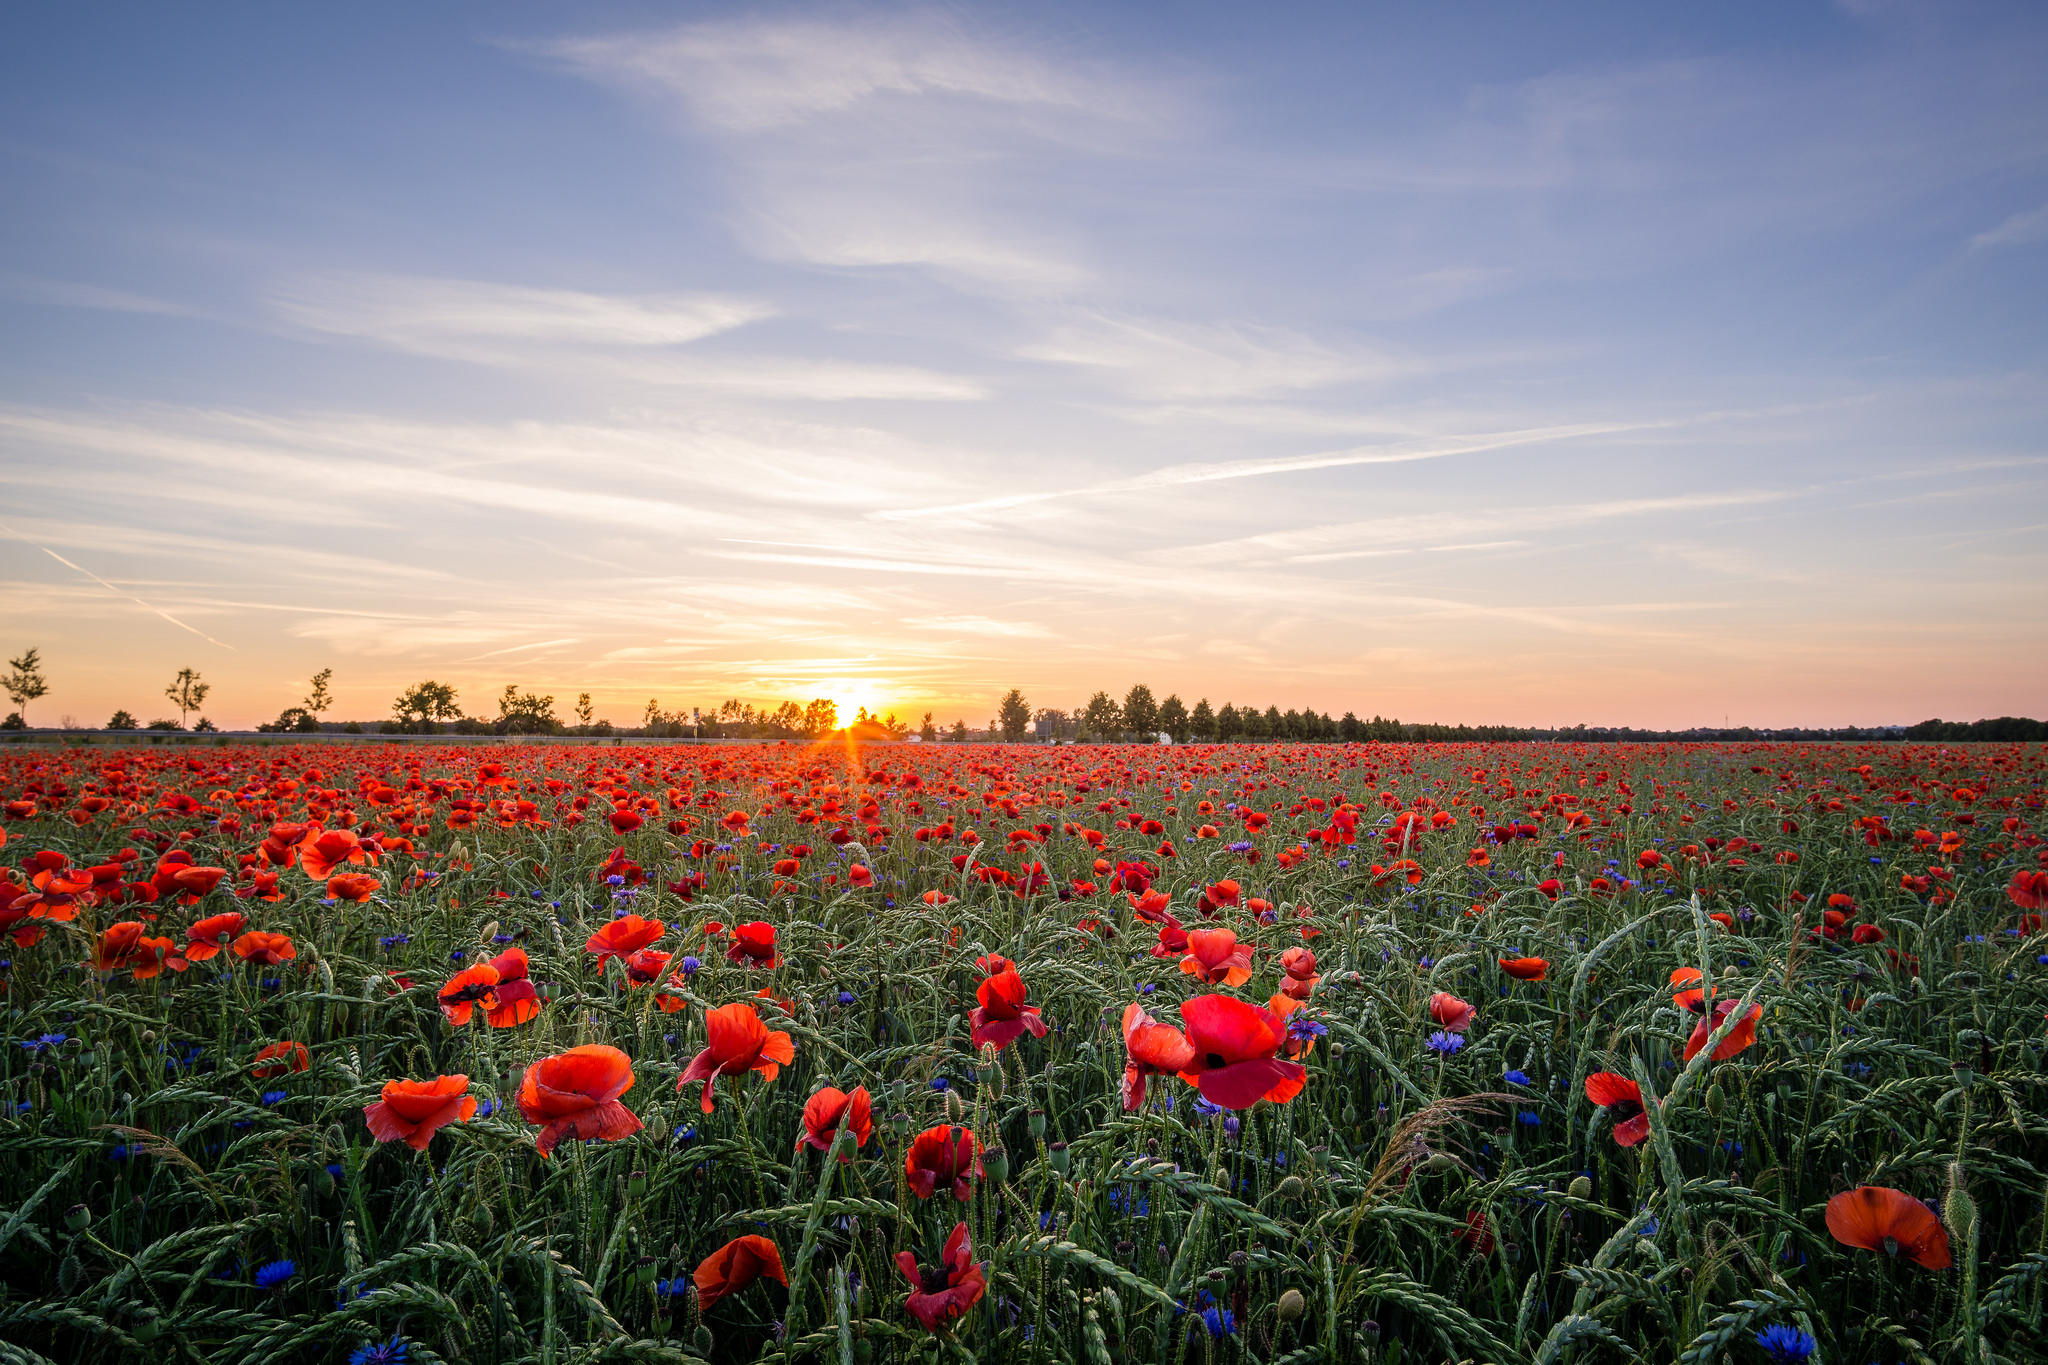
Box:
(1423, 1153, 1458, 1173)
(133, 1312, 162, 1343)
(694, 1327, 714, 1356)
(1329, 1042, 1345, 1059)
(1568, 1176, 1592, 1201)
(983, 1144, 1010, 1183)
(471, 1204, 493, 1236)
(1342, 1103, 1358, 1125)
(1311, 1146, 1330, 1169)
(647, 1111, 668, 1143)
(480, 919, 499, 942)
(1276, 1176, 1305, 1200)
(1705, 1084, 1725, 1117)
(58, 1252, 81, 1294)
(1028, 1107, 1046, 1138)
(1048, 1141, 1070, 1174)
(944, 1090, 965, 1121)
(312, 1165, 335, 1198)
(1278, 1288, 1307, 1321)
(1944, 1165, 1978, 1246)
(65, 1203, 91, 1233)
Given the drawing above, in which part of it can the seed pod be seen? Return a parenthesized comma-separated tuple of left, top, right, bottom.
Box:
(1028, 1107, 1046, 1138)
(627, 1169, 648, 1197)
(1048, 1141, 1071, 1174)
(984, 1145, 1010, 1183)
(1568, 1176, 1592, 1202)
(64, 1204, 91, 1233)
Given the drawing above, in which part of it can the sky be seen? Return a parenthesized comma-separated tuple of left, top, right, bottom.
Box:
(2, 1, 2045, 732)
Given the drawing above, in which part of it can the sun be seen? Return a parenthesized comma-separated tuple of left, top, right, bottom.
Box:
(821, 679, 887, 725)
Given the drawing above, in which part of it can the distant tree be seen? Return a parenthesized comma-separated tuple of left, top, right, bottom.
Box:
(6, 648, 50, 726)
(497, 684, 559, 735)
(1263, 705, 1284, 740)
(919, 710, 937, 742)
(998, 688, 1032, 742)
(1158, 693, 1189, 743)
(258, 706, 320, 733)
(304, 667, 334, 717)
(1340, 711, 1362, 742)
(106, 709, 138, 731)
(1236, 706, 1268, 741)
(146, 717, 183, 731)
(392, 680, 461, 734)
(1121, 683, 1158, 738)
(949, 719, 969, 742)
(193, 716, 218, 733)
(164, 668, 209, 730)
(803, 698, 839, 738)
(1188, 698, 1216, 742)
(575, 692, 594, 727)
(1081, 691, 1122, 741)
(1214, 702, 1240, 740)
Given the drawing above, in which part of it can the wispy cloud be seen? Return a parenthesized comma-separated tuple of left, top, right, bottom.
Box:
(1971, 203, 2048, 248)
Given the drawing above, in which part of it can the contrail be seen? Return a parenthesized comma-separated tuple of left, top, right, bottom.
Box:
(0, 520, 236, 650)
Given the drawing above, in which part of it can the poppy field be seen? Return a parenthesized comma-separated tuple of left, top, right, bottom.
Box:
(2, 738, 2045, 1365)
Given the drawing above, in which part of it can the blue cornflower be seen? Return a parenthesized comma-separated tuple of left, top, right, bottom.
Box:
(261, 1090, 287, 1107)
(348, 1337, 409, 1365)
(929, 1077, 949, 1091)
(1138, 982, 1157, 994)
(377, 934, 409, 950)
(447, 951, 465, 963)
(492, 933, 514, 944)
(1287, 1017, 1328, 1043)
(1517, 1110, 1541, 1126)
(654, 1277, 690, 1299)
(1199, 1304, 1237, 1338)
(678, 956, 700, 978)
(19, 1033, 66, 1054)
(1754, 1324, 1816, 1363)
(606, 874, 626, 887)
(475, 1100, 497, 1118)
(1425, 1031, 1465, 1055)
(254, 1259, 297, 1289)
(837, 991, 855, 1005)
(1503, 1069, 1531, 1086)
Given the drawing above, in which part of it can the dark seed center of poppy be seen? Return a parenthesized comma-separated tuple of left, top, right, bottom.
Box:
(921, 1267, 950, 1293)
(1205, 1053, 1227, 1069)
(1883, 1236, 1900, 1257)
(1610, 1100, 1642, 1122)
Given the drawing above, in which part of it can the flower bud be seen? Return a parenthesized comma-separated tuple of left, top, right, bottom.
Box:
(1704, 1084, 1725, 1117)
(944, 1089, 966, 1121)
(627, 1169, 648, 1197)
(983, 1145, 1010, 1183)
(1276, 1175, 1305, 1200)
(1047, 1141, 1070, 1174)
(64, 1204, 91, 1233)
(1277, 1288, 1307, 1321)
(1568, 1176, 1592, 1201)
(1027, 1107, 1046, 1139)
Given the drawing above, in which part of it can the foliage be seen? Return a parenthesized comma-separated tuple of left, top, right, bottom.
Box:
(163, 668, 209, 728)
(4, 647, 49, 725)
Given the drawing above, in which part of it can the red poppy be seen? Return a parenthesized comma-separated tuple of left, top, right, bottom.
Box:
(1148, 915, 1191, 958)
(484, 946, 540, 1027)
(1174, 994, 1307, 1110)
(623, 948, 673, 986)
(1668, 966, 1707, 1011)
(1279, 945, 1320, 999)
(1498, 956, 1548, 981)
(1121, 1001, 1198, 1111)
(905, 1123, 982, 1202)
(182, 911, 246, 961)
(848, 864, 874, 888)
(1584, 1071, 1649, 1146)
(695, 1234, 787, 1312)
(363, 1074, 476, 1150)
(252, 1040, 310, 1078)
(92, 920, 147, 972)
(517, 1044, 641, 1157)
(1453, 1209, 1495, 1255)
(1178, 928, 1254, 987)
(969, 968, 1049, 1051)
(2007, 869, 2048, 911)
(676, 1001, 795, 1113)
(298, 828, 375, 880)
(1428, 992, 1476, 1033)
(1824, 1186, 1952, 1269)
(796, 1085, 873, 1157)
(898, 1222, 987, 1332)
(127, 934, 187, 980)
(973, 953, 1015, 976)
(233, 930, 298, 965)
(326, 872, 379, 903)
(1682, 999, 1762, 1062)
(162, 865, 229, 904)
(585, 914, 665, 962)
(438, 963, 500, 1027)
(726, 920, 780, 968)
(607, 809, 643, 835)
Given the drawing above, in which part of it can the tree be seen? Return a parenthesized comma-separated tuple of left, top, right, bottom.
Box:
(1158, 693, 1189, 743)
(575, 692, 594, 727)
(106, 709, 138, 730)
(392, 680, 462, 733)
(1263, 705, 1284, 740)
(1122, 683, 1159, 738)
(164, 668, 209, 730)
(802, 699, 839, 738)
(998, 688, 1031, 742)
(1189, 698, 1216, 742)
(5, 648, 49, 726)
(1081, 691, 1122, 741)
(1340, 711, 1362, 742)
(919, 710, 937, 742)
(949, 719, 969, 743)
(304, 667, 334, 717)
(497, 684, 559, 735)
(1238, 705, 1269, 741)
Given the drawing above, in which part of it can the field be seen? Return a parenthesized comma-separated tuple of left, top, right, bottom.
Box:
(1, 739, 2044, 1365)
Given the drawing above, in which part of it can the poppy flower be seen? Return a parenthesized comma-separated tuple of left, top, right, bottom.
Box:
(326, 872, 379, 903)
(623, 948, 673, 986)
(1668, 966, 1708, 1011)
(848, 864, 874, 888)
(1824, 1186, 1952, 1269)
(676, 1002, 795, 1114)
(1498, 956, 1548, 981)
(484, 946, 540, 1027)
(1179, 928, 1255, 987)
(1537, 878, 1563, 900)
(517, 1044, 642, 1157)
(1121, 1000, 1198, 1111)
(969, 968, 1049, 1052)
(1279, 945, 1320, 999)
(1148, 915, 1191, 958)
(607, 809, 643, 835)
(92, 920, 148, 971)
(438, 963, 501, 1027)
(2007, 869, 2048, 912)
(972, 953, 1015, 976)
(252, 1040, 310, 1078)
(726, 920, 780, 968)
(1584, 1071, 1649, 1146)
(905, 1124, 982, 1202)
(898, 1222, 987, 1332)
(182, 911, 246, 961)
(1683, 999, 1761, 1062)
(1174, 994, 1308, 1110)
(797, 1085, 873, 1157)
(298, 828, 374, 880)
(694, 1234, 786, 1313)
(1428, 992, 1476, 1033)
(233, 930, 298, 965)
(1453, 1210, 1495, 1255)
(585, 915, 665, 962)
(162, 865, 229, 904)
(363, 1074, 476, 1151)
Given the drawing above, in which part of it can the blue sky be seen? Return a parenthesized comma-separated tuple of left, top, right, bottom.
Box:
(2, 1, 2044, 729)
